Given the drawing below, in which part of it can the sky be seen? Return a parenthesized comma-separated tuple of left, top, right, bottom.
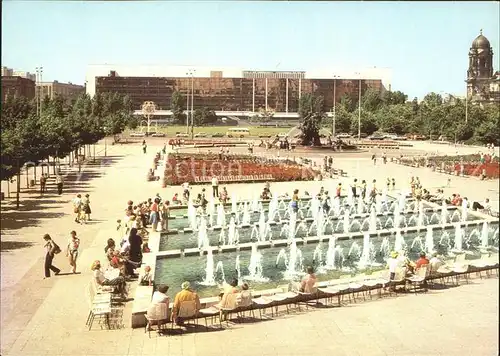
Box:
(2, 1, 499, 99)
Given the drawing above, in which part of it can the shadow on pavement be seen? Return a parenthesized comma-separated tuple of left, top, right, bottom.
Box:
(0, 211, 65, 231)
(0, 240, 34, 251)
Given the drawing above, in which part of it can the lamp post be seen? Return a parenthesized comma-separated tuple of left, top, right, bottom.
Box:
(103, 126, 108, 157)
(186, 69, 196, 139)
(355, 72, 362, 140)
(332, 74, 340, 137)
(35, 66, 43, 116)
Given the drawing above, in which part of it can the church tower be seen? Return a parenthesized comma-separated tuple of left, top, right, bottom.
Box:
(466, 30, 494, 100)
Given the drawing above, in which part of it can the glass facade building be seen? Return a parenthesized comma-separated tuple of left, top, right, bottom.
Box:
(94, 70, 384, 112)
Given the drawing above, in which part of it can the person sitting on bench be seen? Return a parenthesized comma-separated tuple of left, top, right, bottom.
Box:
(472, 198, 491, 213)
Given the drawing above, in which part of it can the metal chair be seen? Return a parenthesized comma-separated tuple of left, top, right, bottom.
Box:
(145, 302, 169, 338)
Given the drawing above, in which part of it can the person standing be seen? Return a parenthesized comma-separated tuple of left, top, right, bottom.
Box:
(360, 180, 367, 200)
(73, 194, 82, 223)
(55, 173, 64, 195)
(160, 201, 170, 232)
(66, 230, 80, 274)
(142, 140, 147, 154)
(391, 178, 396, 191)
(43, 234, 61, 279)
(211, 176, 219, 198)
(82, 194, 92, 221)
(351, 179, 358, 198)
(40, 174, 47, 196)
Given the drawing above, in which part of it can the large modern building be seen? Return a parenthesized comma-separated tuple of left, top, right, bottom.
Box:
(37, 80, 85, 101)
(86, 65, 392, 116)
(466, 30, 500, 104)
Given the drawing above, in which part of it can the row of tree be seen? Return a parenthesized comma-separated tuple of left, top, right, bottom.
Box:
(170, 91, 217, 126)
(1, 92, 137, 181)
(298, 89, 500, 146)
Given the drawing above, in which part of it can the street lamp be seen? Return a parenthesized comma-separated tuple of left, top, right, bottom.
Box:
(465, 84, 469, 124)
(35, 66, 43, 116)
(332, 74, 341, 137)
(355, 72, 362, 140)
(186, 69, 196, 139)
(103, 127, 108, 156)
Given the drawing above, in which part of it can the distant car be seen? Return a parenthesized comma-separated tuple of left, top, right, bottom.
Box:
(258, 134, 272, 138)
(194, 132, 207, 138)
(151, 133, 166, 137)
(369, 135, 385, 140)
(176, 133, 189, 138)
(393, 135, 407, 141)
(337, 133, 351, 138)
(130, 132, 146, 137)
(211, 132, 224, 138)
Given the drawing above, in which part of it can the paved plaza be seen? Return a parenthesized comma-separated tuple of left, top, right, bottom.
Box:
(1, 140, 498, 356)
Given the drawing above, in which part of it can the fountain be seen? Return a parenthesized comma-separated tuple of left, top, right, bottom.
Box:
(283, 239, 304, 279)
(251, 196, 259, 212)
(343, 211, 350, 234)
(439, 231, 451, 251)
(187, 202, 198, 230)
(417, 201, 426, 226)
(424, 226, 434, 254)
(325, 236, 343, 269)
(197, 219, 210, 250)
(410, 235, 424, 252)
(375, 194, 382, 213)
(268, 196, 279, 221)
(207, 199, 216, 226)
(227, 217, 239, 245)
(218, 229, 226, 245)
(235, 255, 242, 284)
(440, 201, 448, 225)
(454, 223, 463, 252)
(201, 249, 216, 285)
(309, 195, 321, 219)
(358, 232, 373, 268)
(480, 222, 489, 249)
(242, 202, 251, 225)
(379, 236, 391, 258)
(394, 229, 405, 252)
(332, 196, 341, 217)
(348, 241, 361, 260)
(246, 243, 269, 281)
(313, 243, 324, 269)
(216, 204, 226, 227)
(308, 210, 325, 236)
(288, 211, 297, 240)
(357, 196, 365, 215)
(231, 194, 238, 214)
(369, 207, 378, 232)
(461, 200, 468, 222)
(346, 187, 354, 207)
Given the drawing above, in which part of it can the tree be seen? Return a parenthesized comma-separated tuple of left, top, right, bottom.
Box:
(361, 88, 383, 112)
(383, 90, 408, 106)
(193, 107, 218, 126)
(170, 91, 186, 124)
(298, 94, 325, 146)
(350, 109, 378, 136)
(332, 105, 352, 134)
(339, 94, 354, 112)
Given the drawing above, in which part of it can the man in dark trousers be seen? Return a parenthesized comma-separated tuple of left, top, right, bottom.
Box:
(40, 174, 47, 196)
(55, 173, 63, 195)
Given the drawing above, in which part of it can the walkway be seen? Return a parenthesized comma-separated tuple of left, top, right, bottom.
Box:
(1, 140, 498, 356)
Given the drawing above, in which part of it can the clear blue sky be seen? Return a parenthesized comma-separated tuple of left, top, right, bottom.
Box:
(2, 1, 499, 99)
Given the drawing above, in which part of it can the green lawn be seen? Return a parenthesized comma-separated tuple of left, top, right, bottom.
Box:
(126, 125, 291, 137)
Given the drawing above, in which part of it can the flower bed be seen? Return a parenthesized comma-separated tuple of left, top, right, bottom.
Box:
(162, 153, 319, 186)
(398, 154, 499, 179)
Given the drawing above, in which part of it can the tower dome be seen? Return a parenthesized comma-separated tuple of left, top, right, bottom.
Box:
(472, 30, 491, 49)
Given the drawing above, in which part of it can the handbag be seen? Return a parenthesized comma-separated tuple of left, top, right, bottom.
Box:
(52, 242, 62, 254)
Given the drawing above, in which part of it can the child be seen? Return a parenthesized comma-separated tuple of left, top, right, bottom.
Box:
(140, 266, 153, 286)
